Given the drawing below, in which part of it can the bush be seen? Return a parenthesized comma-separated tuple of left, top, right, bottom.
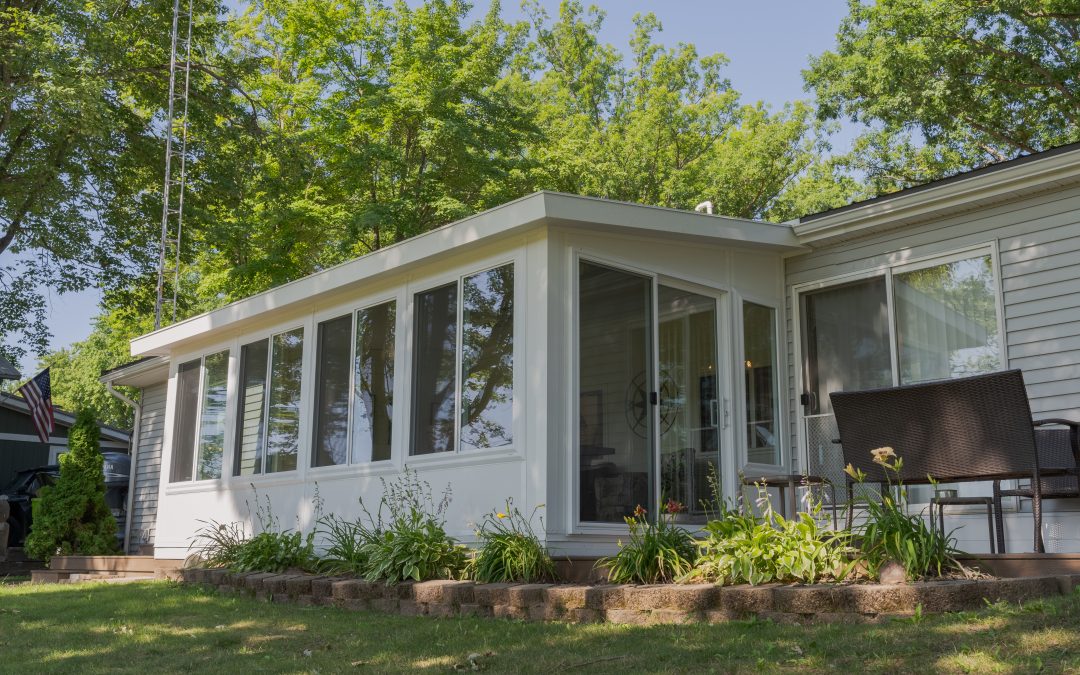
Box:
(189, 489, 317, 573)
(315, 512, 378, 576)
(599, 501, 697, 584)
(359, 469, 469, 583)
(685, 492, 853, 585)
(25, 410, 119, 563)
(471, 499, 556, 583)
(847, 448, 961, 580)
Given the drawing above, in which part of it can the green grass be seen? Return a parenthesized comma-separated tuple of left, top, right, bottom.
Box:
(1, 581, 1079, 673)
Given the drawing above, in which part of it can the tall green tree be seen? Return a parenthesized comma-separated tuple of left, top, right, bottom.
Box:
(806, 0, 1080, 192)
(0, 0, 257, 364)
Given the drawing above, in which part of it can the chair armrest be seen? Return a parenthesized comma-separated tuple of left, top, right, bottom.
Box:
(1034, 418, 1080, 429)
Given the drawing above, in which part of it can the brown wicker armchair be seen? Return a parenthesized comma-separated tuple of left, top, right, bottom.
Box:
(993, 419, 1080, 553)
(830, 370, 1049, 552)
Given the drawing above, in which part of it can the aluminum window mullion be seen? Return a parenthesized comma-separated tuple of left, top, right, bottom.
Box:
(885, 267, 900, 387)
(261, 335, 275, 474)
(454, 277, 465, 454)
(345, 313, 359, 465)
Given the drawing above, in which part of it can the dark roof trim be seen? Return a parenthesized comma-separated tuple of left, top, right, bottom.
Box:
(801, 140, 1080, 223)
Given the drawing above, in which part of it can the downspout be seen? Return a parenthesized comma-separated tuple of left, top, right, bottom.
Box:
(106, 382, 141, 555)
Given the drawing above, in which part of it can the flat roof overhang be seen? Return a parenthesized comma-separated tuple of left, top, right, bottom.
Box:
(130, 192, 804, 357)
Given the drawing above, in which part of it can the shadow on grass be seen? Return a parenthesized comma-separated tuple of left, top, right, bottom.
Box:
(0, 581, 1078, 673)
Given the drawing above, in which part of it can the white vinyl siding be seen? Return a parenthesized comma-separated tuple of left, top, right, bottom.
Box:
(786, 184, 1080, 469)
(130, 382, 167, 553)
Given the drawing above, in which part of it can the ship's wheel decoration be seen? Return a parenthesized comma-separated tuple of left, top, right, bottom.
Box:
(625, 370, 680, 438)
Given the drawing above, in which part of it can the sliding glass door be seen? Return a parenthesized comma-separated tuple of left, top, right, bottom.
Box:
(578, 260, 724, 524)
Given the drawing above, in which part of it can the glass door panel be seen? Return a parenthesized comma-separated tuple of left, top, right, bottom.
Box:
(578, 262, 653, 523)
(800, 277, 892, 490)
(658, 286, 719, 524)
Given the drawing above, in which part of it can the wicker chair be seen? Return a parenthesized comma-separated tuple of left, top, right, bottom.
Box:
(830, 369, 1049, 552)
(993, 419, 1080, 553)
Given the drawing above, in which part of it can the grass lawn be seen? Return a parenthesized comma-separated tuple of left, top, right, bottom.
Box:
(1, 581, 1078, 674)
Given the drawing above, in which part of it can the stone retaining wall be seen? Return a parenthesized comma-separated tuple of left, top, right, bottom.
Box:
(180, 568, 1080, 625)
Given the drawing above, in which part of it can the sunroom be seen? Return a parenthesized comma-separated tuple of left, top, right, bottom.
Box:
(129, 192, 804, 559)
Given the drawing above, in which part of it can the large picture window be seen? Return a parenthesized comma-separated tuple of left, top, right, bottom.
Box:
(411, 264, 514, 455)
(311, 301, 397, 467)
(170, 350, 230, 483)
(233, 328, 304, 475)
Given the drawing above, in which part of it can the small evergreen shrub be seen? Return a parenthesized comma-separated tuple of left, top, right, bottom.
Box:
(25, 410, 119, 563)
(359, 469, 469, 583)
(470, 499, 556, 583)
(599, 501, 697, 584)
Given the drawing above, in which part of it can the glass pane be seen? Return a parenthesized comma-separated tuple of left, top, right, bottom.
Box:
(412, 283, 458, 455)
(312, 315, 352, 467)
(801, 276, 892, 415)
(658, 286, 718, 524)
(895, 255, 1000, 384)
(170, 359, 201, 482)
(353, 301, 395, 463)
(461, 265, 514, 450)
(579, 261, 652, 523)
(196, 350, 229, 480)
(235, 339, 268, 476)
(266, 328, 304, 473)
(744, 302, 779, 466)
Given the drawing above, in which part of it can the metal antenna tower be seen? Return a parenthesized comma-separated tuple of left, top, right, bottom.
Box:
(154, 0, 194, 330)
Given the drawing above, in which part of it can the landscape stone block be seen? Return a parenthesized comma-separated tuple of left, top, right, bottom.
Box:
(624, 584, 718, 611)
(545, 585, 588, 609)
(645, 609, 698, 625)
(506, 584, 553, 608)
(604, 608, 648, 625)
(285, 576, 313, 597)
(773, 585, 850, 614)
(332, 579, 363, 600)
(458, 603, 493, 618)
(473, 583, 514, 606)
(718, 585, 777, 617)
(584, 585, 629, 610)
(492, 604, 528, 620)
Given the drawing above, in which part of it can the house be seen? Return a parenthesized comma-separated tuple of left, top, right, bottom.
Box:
(0, 394, 131, 489)
(102, 142, 1080, 560)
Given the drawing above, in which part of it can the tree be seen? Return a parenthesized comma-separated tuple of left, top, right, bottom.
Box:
(24, 409, 119, 562)
(521, 2, 847, 220)
(806, 0, 1080, 192)
(0, 0, 257, 363)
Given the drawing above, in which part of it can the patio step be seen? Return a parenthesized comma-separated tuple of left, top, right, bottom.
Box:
(31, 555, 184, 584)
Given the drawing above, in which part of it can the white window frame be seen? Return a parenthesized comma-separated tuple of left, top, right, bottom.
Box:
(790, 242, 1006, 504)
(406, 257, 521, 461)
(309, 295, 400, 471)
(737, 294, 786, 475)
(169, 347, 231, 484)
(233, 325, 306, 478)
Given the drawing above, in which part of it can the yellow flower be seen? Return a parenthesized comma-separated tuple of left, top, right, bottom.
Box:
(496, 512, 507, 519)
(870, 446, 896, 465)
(843, 463, 857, 479)
(844, 463, 866, 483)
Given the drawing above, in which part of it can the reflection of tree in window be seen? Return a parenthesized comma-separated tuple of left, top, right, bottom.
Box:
(412, 284, 458, 454)
(353, 302, 395, 463)
(461, 265, 514, 449)
(197, 350, 229, 479)
(895, 255, 999, 383)
(312, 316, 352, 467)
(267, 328, 304, 472)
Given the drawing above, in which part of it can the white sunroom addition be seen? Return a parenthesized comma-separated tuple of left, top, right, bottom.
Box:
(128, 191, 804, 559)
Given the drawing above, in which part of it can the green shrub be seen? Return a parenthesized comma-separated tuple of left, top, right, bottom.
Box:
(599, 501, 697, 584)
(470, 499, 556, 583)
(847, 449, 961, 580)
(25, 410, 119, 563)
(189, 489, 317, 573)
(685, 493, 853, 585)
(359, 469, 469, 583)
(315, 512, 379, 575)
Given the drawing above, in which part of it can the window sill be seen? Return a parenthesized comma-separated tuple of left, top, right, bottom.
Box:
(306, 461, 399, 482)
(164, 479, 224, 496)
(404, 446, 522, 472)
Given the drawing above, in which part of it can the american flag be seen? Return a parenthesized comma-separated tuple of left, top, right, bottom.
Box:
(18, 368, 54, 443)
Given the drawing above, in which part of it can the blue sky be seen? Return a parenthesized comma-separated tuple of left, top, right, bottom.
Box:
(16, 0, 852, 376)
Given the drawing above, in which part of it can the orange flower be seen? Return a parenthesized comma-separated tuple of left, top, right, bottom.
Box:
(632, 504, 647, 518)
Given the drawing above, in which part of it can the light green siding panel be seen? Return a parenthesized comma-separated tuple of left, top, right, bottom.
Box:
(129, 381, 166, 553)
(1008, 320, 1080, 346)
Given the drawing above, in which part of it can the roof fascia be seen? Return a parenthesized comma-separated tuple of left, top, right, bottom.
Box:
(794, 149, 1080, 245)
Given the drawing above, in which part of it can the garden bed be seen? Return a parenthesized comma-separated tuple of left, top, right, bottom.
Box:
(180, 567, 1080, 625)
